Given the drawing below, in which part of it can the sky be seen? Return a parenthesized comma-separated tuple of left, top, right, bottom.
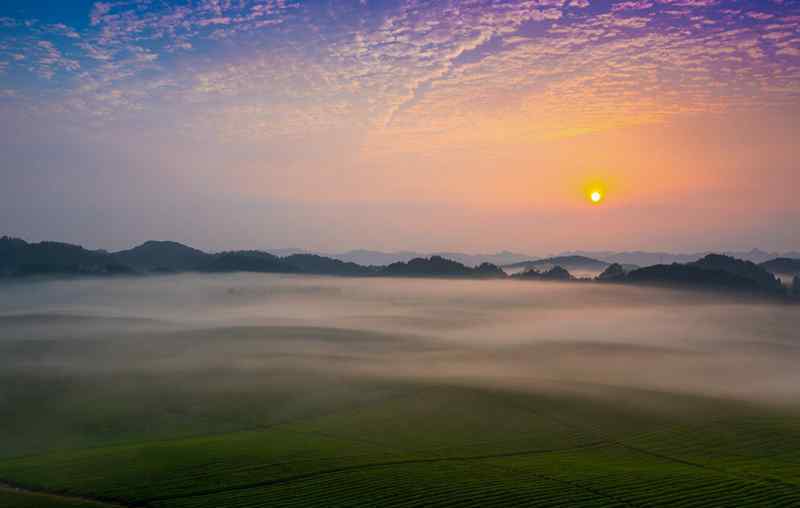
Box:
(0, 0, 798, 254)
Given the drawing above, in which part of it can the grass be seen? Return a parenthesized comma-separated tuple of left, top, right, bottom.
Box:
(0, 487, 114, 508)
(1, 381, 798, 508)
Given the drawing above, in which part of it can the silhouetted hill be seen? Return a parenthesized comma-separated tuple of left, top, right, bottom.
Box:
(334, 250, 422, 267)
(719, 249, 791, 264)
(1, 237, 380, 278)
(264, 248, 310, 257)
(562, 249, 800, 267)
(0, 237, 133, 276)
(430, 251, 534, 267)
(597, 263, 627, 281)
(200, 251, 298, 273)
(3, 237, 797, 298)
(506, 255, 608, 272)
(611, 254, 785, 296)
(625, 264, 763, 293)
(561, 250, 700, 266)
(512, 266, 573, 281)
(283, 254, 374, 276)
(333, 249, 532, 267)
(473, 262, 508, 278)
(114, 240, 210, 271)
(380, 256, 506, 278)
(760, 258, 800, 275)
(690, 254, 784, 293)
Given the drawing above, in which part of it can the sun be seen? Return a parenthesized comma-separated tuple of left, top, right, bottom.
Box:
(582, 178, 608, 205)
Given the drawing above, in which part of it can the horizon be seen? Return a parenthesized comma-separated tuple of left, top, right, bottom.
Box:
(4, 233, 800, 265)
(1, 1, 799, 253)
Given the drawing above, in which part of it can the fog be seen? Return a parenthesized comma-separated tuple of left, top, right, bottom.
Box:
(2, 274, 798, 409)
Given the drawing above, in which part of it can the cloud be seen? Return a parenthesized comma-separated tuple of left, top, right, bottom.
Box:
(746, 12, 775, 20)
(46, 23, 81, 39)
(612, 2, 654, 12)
(658, 0, 719, 7)
(90, 2, 115, 26)
(34, 40, 80, 79)
(353, 1, 800, 158)
(0, 0, 796, 148)
(776, 45, 800, 57)
(195, 16, 231, 27)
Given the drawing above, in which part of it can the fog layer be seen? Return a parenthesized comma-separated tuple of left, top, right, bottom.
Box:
(2, 274, 798, 407)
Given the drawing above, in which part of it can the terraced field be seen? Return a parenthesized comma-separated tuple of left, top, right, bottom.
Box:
(2, 275, 799, 506)
(1, 382, 799, 508)
(0, 487, 114, 508)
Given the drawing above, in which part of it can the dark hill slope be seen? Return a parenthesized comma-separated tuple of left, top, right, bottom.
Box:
(200, 251, 298, 273)
(690, 254, 784, 293)
(114, 241, 210, 271)
(620, 255, 785, 296)
(0, 237, 131, 276)
(381, 256, 506, 278)
(625, 264, 763, 292)
(283, 254, 373, 276)
(760, 258, 800, 275)
(597, 263, 628, 281)
(511, 266, 574, 281)
(505, 255, 608, 272)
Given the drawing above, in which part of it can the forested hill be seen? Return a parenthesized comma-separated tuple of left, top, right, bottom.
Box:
(1, 237, 796, 299)
(0, 238, 502, 279)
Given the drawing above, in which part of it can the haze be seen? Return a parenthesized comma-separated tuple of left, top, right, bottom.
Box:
(3, 275, 798, 417)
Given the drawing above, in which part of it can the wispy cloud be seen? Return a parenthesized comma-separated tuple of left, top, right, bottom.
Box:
(0, 0, 796, 143)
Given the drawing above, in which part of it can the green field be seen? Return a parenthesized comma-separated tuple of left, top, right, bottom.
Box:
(1, 276, 799, 506)
(2, 376, 799, 508)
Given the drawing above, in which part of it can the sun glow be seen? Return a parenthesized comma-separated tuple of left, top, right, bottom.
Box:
(582, 178, 608, 206)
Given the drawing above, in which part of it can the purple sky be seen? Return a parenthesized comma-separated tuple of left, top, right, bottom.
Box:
(1, 0, 799, 254)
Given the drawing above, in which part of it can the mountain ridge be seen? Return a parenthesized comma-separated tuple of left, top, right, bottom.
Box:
(1, 236, 796, 300)
(559, 249, 800, 267)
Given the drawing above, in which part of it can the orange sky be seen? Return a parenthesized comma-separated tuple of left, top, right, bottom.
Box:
(1, 1, 798, 253)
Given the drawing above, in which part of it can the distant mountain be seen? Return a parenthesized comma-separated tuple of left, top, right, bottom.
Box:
(607, 254, 785, 296)
(3, 236, 798, 299)
(333, 249, 533, 267)
(264, 248, 311, 257)
(760, 258, 800, 275)
(114, 240, 210, 271)
(472, 262, 510, 278)
(333, 250, 422, 267)
(505, 255, 609, 272)
(511, 265, 573, 281)
(380, 256, 506, 278)
(200, 251, 297, 273)
(721, 249, 798, 264)
(283, 254, 373, 276)
(597, 263, 628, 281)
(561, 249, 799, 267)
(430, 251, 535, 268)
(0, 236, 133, 276)
(561, 251, 702, 266)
